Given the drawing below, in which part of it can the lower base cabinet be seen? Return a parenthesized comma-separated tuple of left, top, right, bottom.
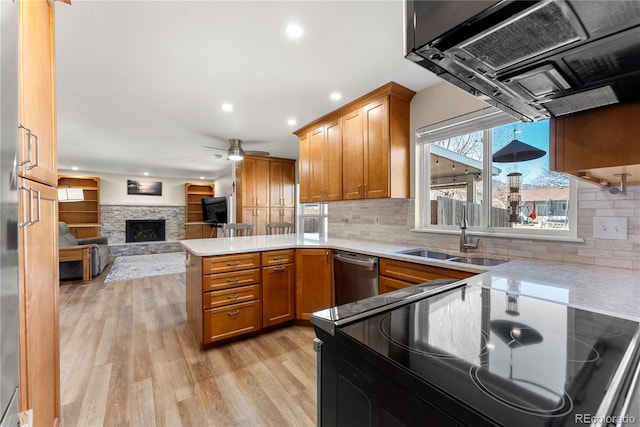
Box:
(379, 258, 473, 294)
(295, 249, 334, 320)
(203, 300, 262, 342)
(262, 263, 295, 327)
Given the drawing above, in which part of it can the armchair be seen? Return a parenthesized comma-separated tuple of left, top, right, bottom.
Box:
(59, 222, 110, 283)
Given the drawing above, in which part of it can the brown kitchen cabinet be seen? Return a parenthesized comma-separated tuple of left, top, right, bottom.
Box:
(295, 82, 415, 202)
(378, 258, 473, 294)
(187, 252, 262, 347)
(18, 180, 60, 427)
(239, 157, 270, 208)
(303, 119, 343, 202)
(241, 207, 269, 236)
(184, 182, 216, 239)
(16, 0, 61, 425)
(236, 155, 296, 235)
(299, 133, 312, 203)
(295, 249, 334, 320)
(270, 160, 295, 208)
(262, 250, 295, 327)
(550, 102, 640, 186)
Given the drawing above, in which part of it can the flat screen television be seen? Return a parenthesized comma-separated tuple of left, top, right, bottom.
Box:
(201, 196, 228, 226)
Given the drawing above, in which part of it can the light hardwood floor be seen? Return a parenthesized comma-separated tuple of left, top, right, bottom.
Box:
(59, 267, 317, 426)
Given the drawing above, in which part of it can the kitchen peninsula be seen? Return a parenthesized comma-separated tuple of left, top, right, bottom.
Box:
(182, 235, 640, 348)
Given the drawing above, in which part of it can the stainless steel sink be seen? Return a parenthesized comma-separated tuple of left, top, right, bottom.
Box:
(396, 249, 451, 260)
(446, 256, 507, 266)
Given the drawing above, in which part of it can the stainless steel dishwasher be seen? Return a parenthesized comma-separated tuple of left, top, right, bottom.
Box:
(333, 251, 379, 305)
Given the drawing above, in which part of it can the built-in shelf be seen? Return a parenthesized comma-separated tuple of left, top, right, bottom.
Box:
(58, 175, 101, 238)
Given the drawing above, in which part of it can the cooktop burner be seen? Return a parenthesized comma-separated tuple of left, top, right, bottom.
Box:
(469, 363, 574, 417)
(378, 309, 490, 360)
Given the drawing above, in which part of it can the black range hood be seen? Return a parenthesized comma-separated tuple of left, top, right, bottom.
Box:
(405, 0, 640, 121)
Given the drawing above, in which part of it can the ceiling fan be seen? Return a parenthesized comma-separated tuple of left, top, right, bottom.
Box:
(204, 138, 270, 161)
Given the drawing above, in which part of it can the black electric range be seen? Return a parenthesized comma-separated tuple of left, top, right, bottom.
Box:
(312, 282, 640, 426)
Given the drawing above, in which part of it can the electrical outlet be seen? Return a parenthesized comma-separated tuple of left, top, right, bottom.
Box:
(374, 215, 381, 225)
(593, 217, 628, 240)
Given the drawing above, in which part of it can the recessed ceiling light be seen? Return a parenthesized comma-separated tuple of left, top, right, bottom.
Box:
(221, 103, 233, 112)
(200, 176, 205, 180)
(287, 118, 297, 126)
(286, 23, 303, 38)
(143, 172, 149, 176)
(330, 92, 342, 101)
(71, 166, 79, 171)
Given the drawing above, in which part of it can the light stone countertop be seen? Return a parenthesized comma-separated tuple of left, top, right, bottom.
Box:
(181, 235, 640, 321)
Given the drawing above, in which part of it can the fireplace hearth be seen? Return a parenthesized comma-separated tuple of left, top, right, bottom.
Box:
(126, 219, 166, 243)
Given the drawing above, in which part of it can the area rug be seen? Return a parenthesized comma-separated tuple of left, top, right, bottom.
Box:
(104, 252, 186, 283)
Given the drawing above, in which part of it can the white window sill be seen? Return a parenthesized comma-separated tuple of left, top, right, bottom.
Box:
(410, 228, 585, 243)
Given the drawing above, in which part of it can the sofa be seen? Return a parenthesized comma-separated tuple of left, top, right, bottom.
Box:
(59, 222, 110, 281)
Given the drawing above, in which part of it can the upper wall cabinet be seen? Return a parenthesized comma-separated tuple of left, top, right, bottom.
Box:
(550, 102, 640, 186)
(295, 82, 415, 202)
(18, 0, 57, 186)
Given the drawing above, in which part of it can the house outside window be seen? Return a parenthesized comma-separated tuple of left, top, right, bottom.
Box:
(416, 107, 578, 239)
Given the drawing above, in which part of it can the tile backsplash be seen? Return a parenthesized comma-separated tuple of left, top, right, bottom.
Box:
(328, 185, 639, 270)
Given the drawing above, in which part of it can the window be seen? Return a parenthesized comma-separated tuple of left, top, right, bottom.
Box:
(417, 108, 577, 239)
(300, 203, 328, 240)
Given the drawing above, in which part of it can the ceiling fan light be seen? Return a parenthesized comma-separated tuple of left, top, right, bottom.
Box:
(227, 139, 244, 161)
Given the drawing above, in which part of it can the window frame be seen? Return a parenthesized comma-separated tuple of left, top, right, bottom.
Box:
(414, 109, 581, 242)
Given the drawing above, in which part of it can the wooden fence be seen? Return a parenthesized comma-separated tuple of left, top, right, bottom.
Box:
(431, 197, 508, 227)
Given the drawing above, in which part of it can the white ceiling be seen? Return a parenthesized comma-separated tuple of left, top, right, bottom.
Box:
(54, 0, 441, 180)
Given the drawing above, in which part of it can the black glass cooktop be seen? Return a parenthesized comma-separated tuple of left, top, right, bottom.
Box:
(339, 285, 640, 426)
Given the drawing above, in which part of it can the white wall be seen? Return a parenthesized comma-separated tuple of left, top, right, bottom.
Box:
(58, 170, 215, 206)
(409, 82, 490, 196)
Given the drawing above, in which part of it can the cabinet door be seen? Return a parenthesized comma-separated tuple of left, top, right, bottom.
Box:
(240, 157, 270, 207)
(298, 133, 312, 204)
(18, 179, 59, 426)
(363, 98, 389, 199)
(295, 249, 333, 320)
(342, 108, 364, 200)
(325, 118, 343, 201)
(270, 207, 295, 225)
(269, 160, 296, 208)
(281, 161, 296, 207)
(241, 207, 269, 236)
(18, 0, 57, 186)
(262, 263, 295, 327)
(254, 159, 270, 207)
(310, 125, 326, 202)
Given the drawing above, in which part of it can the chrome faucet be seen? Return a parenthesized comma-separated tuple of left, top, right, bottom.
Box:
(460, 203, 479, 253)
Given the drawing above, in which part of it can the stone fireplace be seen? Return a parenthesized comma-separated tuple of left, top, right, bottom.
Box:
(126, 219, 166, 243)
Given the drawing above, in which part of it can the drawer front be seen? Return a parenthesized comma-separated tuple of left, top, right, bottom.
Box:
(380, 258, 472, 284)
(203, 252, 261, 274)
(203, 284, 261, 309)
(262, 249, 295, 266)
(203, 300, 262, 344)
(203, 268, 261, 292)
(379, 276, 413, 294)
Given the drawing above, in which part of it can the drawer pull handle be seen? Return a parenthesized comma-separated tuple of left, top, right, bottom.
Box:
(272, 256, 284, 260)
(227, 309, 240, 316)
(226, 294, 240, 300)
(273, 266, 286, 272)
(227, 261, 240, 266)
(227, 277, 240, 282)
